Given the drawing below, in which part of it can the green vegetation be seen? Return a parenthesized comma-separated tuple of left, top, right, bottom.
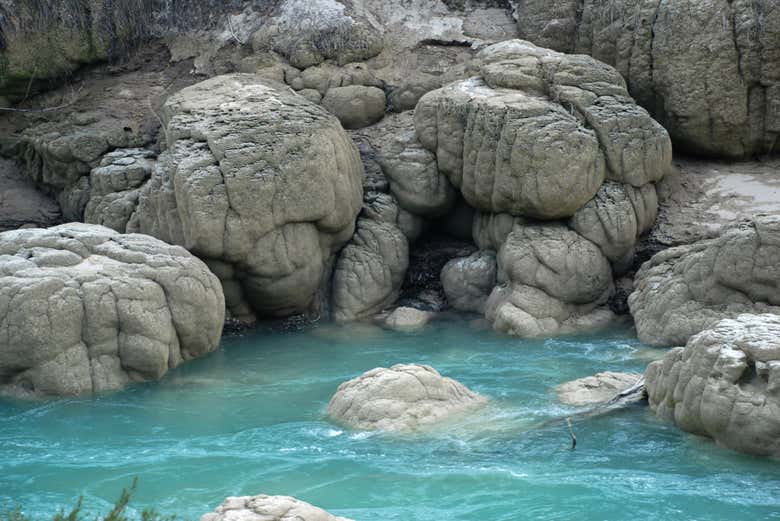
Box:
(1, 479, 176, 521)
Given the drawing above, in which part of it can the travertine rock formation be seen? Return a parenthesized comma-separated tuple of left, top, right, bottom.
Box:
(646, 314, 780, 456)
(327, 363, 486, 431)
(630, 215, 780, 346)
(485, 223, 615, 338)
(201, 494, 352, 521)
(127, 74, 363, 320)
(514, 0, 780, 158)
(331, 193, 409, 323)
(441, 250, 497, 314)
(415, 39, 671, 219)
(251, 0, 384, 69)
(0, 223, 224, 396)
(84, 149, 155, 233)
(0, 158, 61, 232)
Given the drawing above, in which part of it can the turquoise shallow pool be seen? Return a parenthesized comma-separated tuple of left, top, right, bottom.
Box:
(2, 318, 779, 520)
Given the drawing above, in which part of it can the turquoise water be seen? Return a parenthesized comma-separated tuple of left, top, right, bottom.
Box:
(2, 318, 779, 521)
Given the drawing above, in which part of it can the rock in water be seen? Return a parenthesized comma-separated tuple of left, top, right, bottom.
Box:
(441, 251, 497, 314)
(629, 215, 780, 347)
(331, 193, 409, 323)
(128, 74, 363, 321)
(556, 372, 644, 407)
(327, 364, 486, 432)
(201, 495, 352, 521)
(381, 306, 434, 332)
(0, 224, 224, 397)
(485, 223, 616, 338)
(646, 314, 780, 457)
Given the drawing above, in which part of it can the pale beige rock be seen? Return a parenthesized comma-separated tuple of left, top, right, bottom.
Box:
(331, 193, 409, 323)
(84, 149, 155, 233)
(201, 494, 352, 521)
(485, 223, 614, 338)
(128, 74, 363, 320)
(327, 364, 486, 432)
(629, 215, 780, 347)
(569, 182, 658, 271)
(0, 223, 224, 397)
(414, 39, 671, 219)
(646, 314, 780, 457)
(556, 372, 643, 407)
(381, 306, 434, 332)
(515, 0, 780, 158)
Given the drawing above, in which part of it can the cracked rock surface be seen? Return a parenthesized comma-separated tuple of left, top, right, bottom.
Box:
(515, 0, 780, 158)
(127, 74, 363, 320)
(629, 215, 780, 347)
(485, 223, 615, 338)
(201, 494, 352, 521)
(0, 223, 224, 397)
(414, 39, 671, 220)
(646, 314, 780, 456)
(327, 363, 486, 431)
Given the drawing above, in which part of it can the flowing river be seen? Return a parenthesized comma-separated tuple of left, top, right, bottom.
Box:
(2, 318, 779, 520)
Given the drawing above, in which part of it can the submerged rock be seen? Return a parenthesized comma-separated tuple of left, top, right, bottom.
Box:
(629, 215, 780, 347)
(201, 494, 352, 521)
(327, 364, 486, 432)
(0, 223, 224, 397)
(556, 372, 643, 407)
(646, 314, 780, 457)
(380, 306, 434, 332)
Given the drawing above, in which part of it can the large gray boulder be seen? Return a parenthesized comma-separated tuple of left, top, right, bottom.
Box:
(514, 0, 780, 158)
(414, 39, 671, 220)
(125, 74, 364, 321)
(646, 314, 780, 457)
(629, 215, 780, 347)
(331, 193, 409, 323)
(441, 251, 497, 314)
(485, 223, 615, 337)
(0, 223, 224, 397)
(201, 495, 352, 521)
(327, 364, 487, 432)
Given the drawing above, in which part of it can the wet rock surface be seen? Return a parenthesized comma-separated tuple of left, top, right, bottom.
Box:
(646, 314, 780, 456)
(327, 363, 486, 432)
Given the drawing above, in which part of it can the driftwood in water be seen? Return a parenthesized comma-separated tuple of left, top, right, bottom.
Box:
(537, 377, 647, 440)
